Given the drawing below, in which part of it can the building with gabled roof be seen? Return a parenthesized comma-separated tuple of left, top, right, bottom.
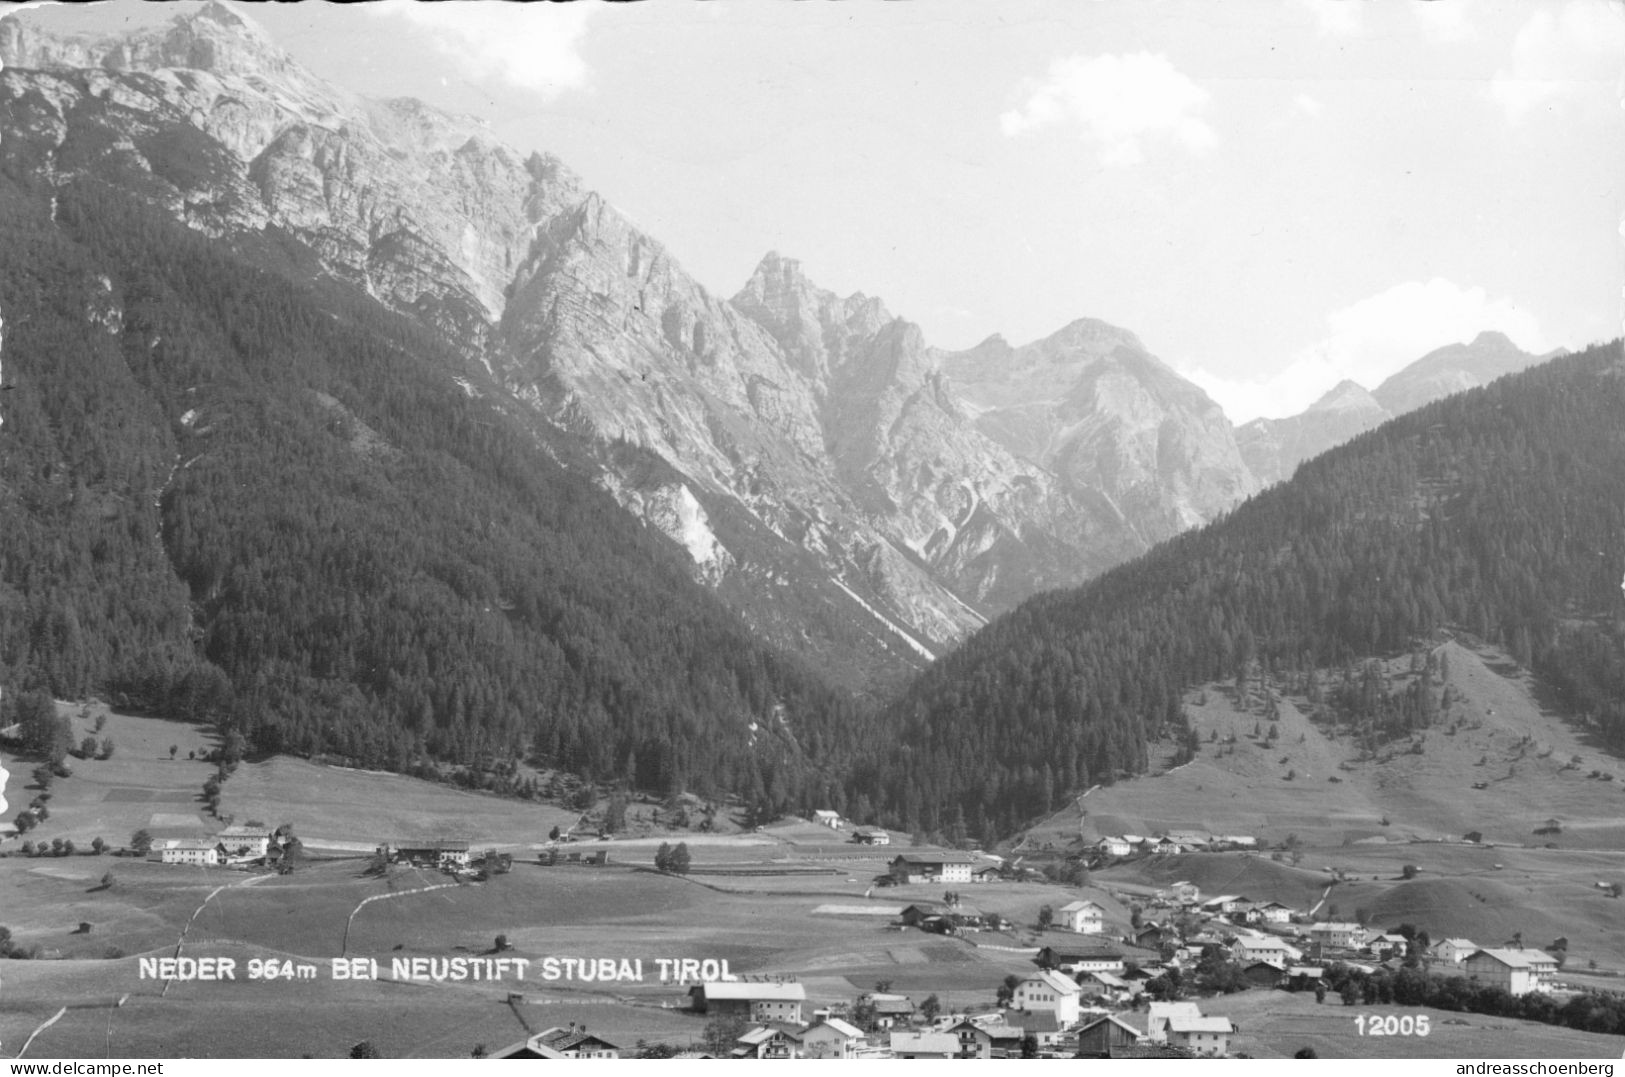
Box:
(1463, 949, 1557, 996)
(1075, 1014, 1146, 1058)
(799, 1017, 865, 1059)
(490, 1025, 620, 1059)
(1058, 899, 1106, 934)
(1011, 970, 1082, 1027)
(730, 1024, 803, 1059)
(159, 838, 223, 866)
(688, 981, 805, 1023)
(887, 1030, 959, 1059)
(1165, 1015, 1234, 1057)
(889, 852, 977, 882)
(1431, 937, 1478, 964)
(1145, 1001, 1203, 1044)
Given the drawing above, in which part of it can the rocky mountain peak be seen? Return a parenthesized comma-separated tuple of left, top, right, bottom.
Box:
(1, 1, 290, 80)
(1309, 378, 1383, 413)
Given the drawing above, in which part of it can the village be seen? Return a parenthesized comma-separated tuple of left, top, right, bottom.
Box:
(124, 810, 1581, 1060)
(3, 694, 1621, 1061)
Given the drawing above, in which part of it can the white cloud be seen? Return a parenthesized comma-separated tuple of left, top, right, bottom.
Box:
(1183, 279, 1548, 423)
(1413, 0, 1476, 43)
(1293, 93, 1324, 118)
(1295, 0, 1364, 37)
(366, 1, 595, 98)
(1490, 0, 1625, 123)
(1000, 52, 1216, 167)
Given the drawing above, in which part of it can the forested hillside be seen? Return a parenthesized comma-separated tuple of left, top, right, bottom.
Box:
(846, 344, 1625, 840)
(0, 170, 871, 807)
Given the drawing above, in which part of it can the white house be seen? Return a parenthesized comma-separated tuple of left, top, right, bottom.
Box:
(1232, 935, 1301, 968)
(1431, 938, 1478, 964)
(1256, 901, 1295, 924)
(1011, 970, 1083, 1027)
(812, 810, 841, 829)
(1145, 1001, 1204, 1044)
(1166, 1015, 1234, 1057)
(1059, 899, 1106, 934)
(800, 1018, 865, 1059)
(215, 825, 271, 862)
(1095, 836, 1133, 857)
(689, 981, 806, 1023)
(1308, 921, 1365, 950)
(890, 852, 976, 883)
(160, 838, 222, 866)
(888, 1031, 959, 1059)
(1463, 949, 1558, 996)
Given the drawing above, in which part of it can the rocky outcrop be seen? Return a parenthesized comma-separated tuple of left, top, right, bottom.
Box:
(937, 319, 1259, 542)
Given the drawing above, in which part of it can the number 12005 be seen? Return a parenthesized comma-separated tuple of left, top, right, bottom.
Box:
(1356, 1014, 1431, 1036)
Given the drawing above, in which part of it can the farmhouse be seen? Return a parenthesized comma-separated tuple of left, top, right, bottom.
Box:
(160, 838, 223, 866)
(731, 1025, 803, 1059)
(1077, 969, 1132, 1002)
(1307, 921, 1364, 950)
(1431, 937, 1479, 964)
(1075, 1014, 1147, 1058)
(889, 852, 976, 883)
(812, 810, 841, 828)
(1232, 934, 1301, 967)
(854, 827, 890, 845)
(799, 1017, 866, 1059)
(215, 825, 271, 862)
(1037, 945, 1125, 975)
(1200, 894, 1250, 915)
(1157, 880, 1200, 904)
(1003, 1009, 1066, 1048)
(1095, 836, 1133, 857)
(946, 1019, 1023, 1059)
(870, 995, 916, 1028)
(1010, 970, 1083, 1026)
(1058, 899, 1106, 934)
(1256, 900, 1295, 924)
(887, 1031, 959, 1060)
(1463, 949, 1558, 996)
(970, 864, 1003, 883)
(1165, 1015, 1234, 1057)
(1242, 961, 1284, 988)
(1145, 1001, 1204, 1044)
(387, 839, 471, 869)
(490, 1026, 619, 1059)
(688, 981, 806, 1023)
(1133, 922, 1177, 949)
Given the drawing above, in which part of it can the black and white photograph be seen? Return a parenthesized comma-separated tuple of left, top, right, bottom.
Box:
(0, 0, 1623, 1063)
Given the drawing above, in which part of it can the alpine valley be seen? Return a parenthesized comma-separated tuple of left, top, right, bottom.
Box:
(1, 3, 1621, 842)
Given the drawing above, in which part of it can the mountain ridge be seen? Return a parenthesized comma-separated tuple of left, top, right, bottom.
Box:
(1, 1, 1263, 680)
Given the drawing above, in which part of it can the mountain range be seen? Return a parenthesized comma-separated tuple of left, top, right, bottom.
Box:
(2, 3, 1612, 837)
(1238, 331, 1559, 486)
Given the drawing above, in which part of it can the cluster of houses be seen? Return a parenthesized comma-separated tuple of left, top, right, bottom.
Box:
(680, 972, 1236, 1059)
(155, 825, 276, 867)
(1091, 831, 1258, 860)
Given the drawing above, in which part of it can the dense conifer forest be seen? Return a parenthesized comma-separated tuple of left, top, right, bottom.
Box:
(846, 343, 1625, 840)
(2, 141, 1621, 841)
(0, 171, 870, 807)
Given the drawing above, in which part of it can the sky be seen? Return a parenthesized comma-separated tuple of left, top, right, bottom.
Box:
(10, 0, 1625, 422)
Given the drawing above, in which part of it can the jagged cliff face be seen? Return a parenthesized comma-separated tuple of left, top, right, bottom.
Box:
(1238, 332, 1558, 486)
(0, 3, 1261, 682)
(937, 320, 1259, 541)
